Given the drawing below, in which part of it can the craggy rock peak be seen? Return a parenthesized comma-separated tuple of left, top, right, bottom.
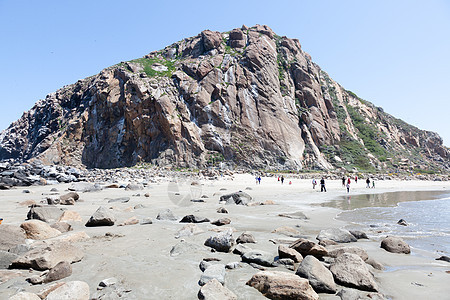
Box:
(0, 25, 449, 171)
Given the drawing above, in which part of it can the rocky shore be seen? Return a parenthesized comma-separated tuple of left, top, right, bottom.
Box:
(0, 173, 449, 299)
(1, 161, 448, 191)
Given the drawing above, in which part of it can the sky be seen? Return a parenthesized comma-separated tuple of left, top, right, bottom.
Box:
(0, 0, 449, 146)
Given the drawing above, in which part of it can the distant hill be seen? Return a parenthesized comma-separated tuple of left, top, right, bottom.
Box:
(1, 25, 448, 173)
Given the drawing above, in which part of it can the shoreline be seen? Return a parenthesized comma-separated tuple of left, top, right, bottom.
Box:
(1, 174, 449, 299)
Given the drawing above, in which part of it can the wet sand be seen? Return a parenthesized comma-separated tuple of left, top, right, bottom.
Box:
(0, 174, 449, 299)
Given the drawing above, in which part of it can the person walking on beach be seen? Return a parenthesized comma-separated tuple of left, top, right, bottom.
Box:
(320, 177, 326, 192)
(281, 176, 285, 184)
(255, 176, 259, 184)
(372, 178, 375, 188)
(347, 177, 351, 185)
(312, 178, 317, 189)
(342, 176, 346, 187)
(258, 176, 261, 184)
(346, 182, 350, 193)
(366, 177, 370, 188)
(355, 175, 358, 183)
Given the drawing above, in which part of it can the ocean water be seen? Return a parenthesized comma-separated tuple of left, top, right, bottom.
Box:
(323, 191, 450, 256)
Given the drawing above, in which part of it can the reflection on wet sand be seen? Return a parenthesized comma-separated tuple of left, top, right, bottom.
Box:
(321, 190, 450, 210)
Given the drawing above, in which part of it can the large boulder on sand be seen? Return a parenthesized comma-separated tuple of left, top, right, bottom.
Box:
(85, 206, 115, 227)
(296, 255, 336, 293)
(0, 225, 26, 251)
(329, 253, 378, 292)
(204, 230, 235, 252)
(316, 228, 357, 243)
(27, 206, 65, 223)
(20, 220, 61, 240)
(199, 264, 226, 286)
(198, 278, 237, 300)
(246, 271, 319, 300)
(242, 250, 274, 267)
(43, 261, 72, 283)
(326, 245, 369, 261)
(220, 191, 253, 205)
(289, 238, 328, 258)
(156, 209, 178, 221)
(278, 245, 303, 263)
(11, 241, 83, 271)
(380, 236, 410, 254)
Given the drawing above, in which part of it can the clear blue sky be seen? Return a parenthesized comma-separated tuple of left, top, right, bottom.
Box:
(1, 0, 449, 146)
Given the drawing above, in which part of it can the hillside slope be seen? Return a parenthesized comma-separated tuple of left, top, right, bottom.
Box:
(0, 25, 448, 172)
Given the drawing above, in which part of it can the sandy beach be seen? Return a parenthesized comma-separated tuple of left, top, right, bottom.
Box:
(1, 174, 449, 299)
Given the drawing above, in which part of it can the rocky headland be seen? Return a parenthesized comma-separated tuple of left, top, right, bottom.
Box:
(0, 25, 448, 173)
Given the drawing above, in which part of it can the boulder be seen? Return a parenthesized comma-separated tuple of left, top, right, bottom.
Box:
(380, 236, 410, 254)
(69, 182, 100, 192)
(60, 198, 75, 205)
(317, 228, 357, 243)
(20, 220, 61, 240)
(236, 232, 256, 244)
(246, 271, 319, 300)
(216, 207, 228, 214)
(106, 197, 130, 203)
(125, 183, 143, 191)
(85, 206, 115, 227)
(278, 245, 303, 263)
(0, 250, 18, 269)
(118, 216, 139, 226)
(436, 255, 450, 263)
(211, 218, 231, 226)
(289, 238, 328, 258)
(9, 292, 41, 300)
(201, 30, 222, 51)
(318, 239, 338, 247)
(349, 230, 368, 240)
(220, 192, 253, 205)
(397, 219, 408, 226)
(278, 211, 309, 220)
(43, 261, 72, 283)
(60, 192, 79, 202)
(27, 206, 65, 223)
(241, 250, 274, 267)
(296, 255, 336, 293)
(199, 264, 226, 286)
(198, 278, 237, 299)
(326, 245, 369, 261)
(329, 253, 379, 292)
(99, 277, 118, 287)
(11, 241, 83, 270)
(156, 209, 178, 221)
(140, 218, 153, 225)
(205, 230, 235, 252)
(273, 258, 295, 270)
(180, 215, 210, 223)
(0, 225, 26, 251)
(45, 281, 90, 300)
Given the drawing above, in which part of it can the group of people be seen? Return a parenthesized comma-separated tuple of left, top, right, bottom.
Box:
(312, 175, 375, 193)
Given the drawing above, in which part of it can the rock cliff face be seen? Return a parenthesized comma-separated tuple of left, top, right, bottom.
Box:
(0, 25, 449, 172)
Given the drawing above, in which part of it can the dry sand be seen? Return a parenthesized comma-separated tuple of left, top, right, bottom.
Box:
(0, 174, 449, 299)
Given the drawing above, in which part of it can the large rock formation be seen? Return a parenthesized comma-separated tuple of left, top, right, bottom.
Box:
(0, 25, 448, 171)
